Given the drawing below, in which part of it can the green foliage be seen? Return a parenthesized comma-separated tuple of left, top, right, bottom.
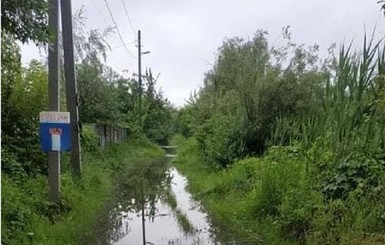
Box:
(80, 126, 100, 152)
(77, 62, 123, 124)
(195, 114, 245, 167)
(173, 128, 385, 244)
(1, 0, 49, 44)
(141, 69, 176, 144)
(1, 175, 35, 244)
(174, 33, 385, 243)
(74, 20, 175, 144)
(278, 186, 321, 243)
(175, 105, 195, 137)
(175, 210, 194, 235)
(321, 152, 385, 200)
(1, 9, 173, 178)
(1, 44, 48, 175)
(1, 140, 163, 245)
(177, 29, 326, 167)
(1, 6, 172, 244)
(1, 148, 27, 183)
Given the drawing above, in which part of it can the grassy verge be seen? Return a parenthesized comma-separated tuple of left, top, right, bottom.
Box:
(171, 135, 385, 245)
(171, 135, 288, 244)
(1, 138, 164, 245)
(163, 190, 194, 235)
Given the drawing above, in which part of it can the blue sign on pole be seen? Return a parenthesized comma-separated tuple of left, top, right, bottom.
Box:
(39, 112, 71, 152)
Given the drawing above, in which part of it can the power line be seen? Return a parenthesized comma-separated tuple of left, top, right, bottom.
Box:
(120, 0, 137, 37)
(102, 0, 136, 60)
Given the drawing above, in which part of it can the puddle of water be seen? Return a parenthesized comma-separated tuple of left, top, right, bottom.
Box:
(90, 157, 218, 245)
(113, 167, 216, 245)
(165, 154, 178, 158)
(169, 168, 214, 241)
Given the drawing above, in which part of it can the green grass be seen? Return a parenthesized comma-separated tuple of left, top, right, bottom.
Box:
(171, 135, 385, 244)
(1, 138, 164, 245)
(171, 135, 286, 244)
(164, 190, 178, 210)
(175, 210, 194, 235)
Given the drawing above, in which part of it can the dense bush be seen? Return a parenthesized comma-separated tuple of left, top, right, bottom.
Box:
(173, 31, 385, 244)
(80, 126, 100, 152)
(174, 136, 385, 244)
(195, 114, 245, 167)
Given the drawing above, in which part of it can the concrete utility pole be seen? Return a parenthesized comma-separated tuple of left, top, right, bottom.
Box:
(137, 30, 143, 129)
(48, 0, 60, 203)
(137, 30, 151, 130)
(137, 30, 150, 245)
(141, 178, 146, 245)
(60, 0, 82, 178)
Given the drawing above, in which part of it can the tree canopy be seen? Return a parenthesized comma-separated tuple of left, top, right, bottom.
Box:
(1, 0, 50, 44)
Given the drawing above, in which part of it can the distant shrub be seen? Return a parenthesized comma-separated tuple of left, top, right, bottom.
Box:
(81, 126, 100, 152)
(195, 114, 245, 168)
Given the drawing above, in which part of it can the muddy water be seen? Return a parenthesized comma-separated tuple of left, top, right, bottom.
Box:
(91, 157, 218, 245)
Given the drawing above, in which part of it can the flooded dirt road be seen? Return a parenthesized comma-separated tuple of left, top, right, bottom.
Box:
(89, 156, 218, 245)
(113, 167, 216, 245)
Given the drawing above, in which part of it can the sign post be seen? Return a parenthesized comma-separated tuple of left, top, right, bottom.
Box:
(40, 112, 71, 152)
(39, 112, 71, 202)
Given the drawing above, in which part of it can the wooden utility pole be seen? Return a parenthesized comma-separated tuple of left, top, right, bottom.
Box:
(60, 0, 82, 178)
(48, 0, 60, 203)
(137, 30, 142, 129)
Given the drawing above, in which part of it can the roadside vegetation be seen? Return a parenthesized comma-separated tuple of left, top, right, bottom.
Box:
(2, 138, 163, 245)
(1, 5, 173, 245)
(173, 29, 385, 244)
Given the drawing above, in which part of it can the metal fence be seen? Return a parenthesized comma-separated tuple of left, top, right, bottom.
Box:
(84, 124, 128, 148)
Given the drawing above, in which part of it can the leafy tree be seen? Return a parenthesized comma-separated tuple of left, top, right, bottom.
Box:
(142, 69, 175, 144)
(71, 13, 175, 143)
(77, 61, 119, 124)
(175, 105, 195, 137)
(72, 7, 114, 63)
(1, 58, 48, 176)
(1, 0, 49, 44)
(1, 32, 22, 119)
(178, 29, 327, 167)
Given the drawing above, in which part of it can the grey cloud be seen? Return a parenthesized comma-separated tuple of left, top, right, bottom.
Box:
(21, 0, 384, 106)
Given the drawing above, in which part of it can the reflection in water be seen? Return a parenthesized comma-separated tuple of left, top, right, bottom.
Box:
(111, 158, 172, 244)
(88, 157, 219, 245)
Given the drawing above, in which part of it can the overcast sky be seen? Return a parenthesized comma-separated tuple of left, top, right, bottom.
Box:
(21, 0, 385, 107)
